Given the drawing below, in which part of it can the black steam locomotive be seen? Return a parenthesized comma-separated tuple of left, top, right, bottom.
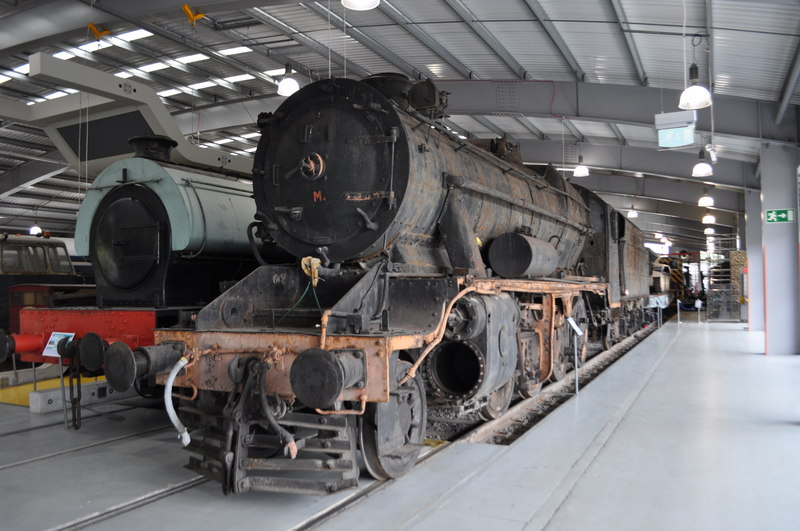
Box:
(107, 76, 652, 495)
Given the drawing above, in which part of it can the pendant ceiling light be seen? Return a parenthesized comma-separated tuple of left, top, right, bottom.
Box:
(277, 64, 299, 97)
(697, 191, 714, 207)
(29, 224, 42, 236)
(654, 232, 663, 239)
(704, 227, 715, 235)
(702, 212, 716, 224)
(692, 149, 713, 177)
(341, 0, 380, 10)
(627, 209, 638, 219)
(572, 155, 589, 177)
(679, 63, 712, 110)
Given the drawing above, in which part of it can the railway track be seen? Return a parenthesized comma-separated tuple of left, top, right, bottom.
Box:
(293, 325, 656, 530)
(6, 325, 655, 530)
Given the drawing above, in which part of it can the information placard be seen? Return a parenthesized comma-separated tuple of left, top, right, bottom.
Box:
(42, 332, 75, 358)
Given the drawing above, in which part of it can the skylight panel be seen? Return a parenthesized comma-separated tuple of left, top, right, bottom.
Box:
(219, 47, 252, 56)
(224, 74, 255, 83)
(177, 54, 209, 64)
(118, 29, 153, 42)
(188, 81, 216, 90)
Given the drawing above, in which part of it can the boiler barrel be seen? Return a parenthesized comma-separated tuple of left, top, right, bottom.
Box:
(254, 78, 590, 270)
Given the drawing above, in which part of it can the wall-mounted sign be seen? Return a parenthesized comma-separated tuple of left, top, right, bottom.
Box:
(765, 209, 795, 223)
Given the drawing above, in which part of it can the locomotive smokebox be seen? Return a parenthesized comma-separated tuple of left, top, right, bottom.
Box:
(488, 233, 559, 278)
(289, 348, 365, 409)
(105, 341, 184, 392)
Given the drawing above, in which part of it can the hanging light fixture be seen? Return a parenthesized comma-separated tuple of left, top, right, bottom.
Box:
(277, 64, 299, 97)
(654, 232, 663, 239)
(702, 211, 716, 224)
(697, 191, 714, 207)
(704, 227, 715, 235)
(29, 224, 42, 236)
(679, 63, 712, 110)
(341, 0, 380, 10)
(573, 155, 589, 177)
(626, 208, 638, 219)
(692, 149, 713, 177)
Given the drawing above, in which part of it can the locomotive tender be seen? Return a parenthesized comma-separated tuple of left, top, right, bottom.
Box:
(112, 76, 652, 495)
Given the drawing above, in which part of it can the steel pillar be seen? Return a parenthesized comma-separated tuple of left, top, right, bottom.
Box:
(759, 142, 800, 354)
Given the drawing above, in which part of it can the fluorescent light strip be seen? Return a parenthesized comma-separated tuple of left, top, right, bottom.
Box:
(13, 64, 29, 74)
(245, 147, 258, 152)
(118, 29, 153, 42)
(78, 41, 114, 52)
(0, 74, 10, 85)
(214, 138, 234, 144)
(157, 89, 181, 97)
(53, 51, 76, 60)
(115, 71, 134, 78)
(224, 74, 255, 83)
(176, 54, 208, 64)
(219, 46, 252, 55)
(140, 62, 168, 72)
(44, 91, 68, 100)
(188, 81, 216, 90)
(241, 132, 260, 139)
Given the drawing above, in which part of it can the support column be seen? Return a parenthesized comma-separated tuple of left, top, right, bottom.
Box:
(744, 188, 764, 331)
(759, 142, 800, 355)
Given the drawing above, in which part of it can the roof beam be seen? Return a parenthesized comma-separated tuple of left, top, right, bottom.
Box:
(577, 172, 743, 213)
(305, 2, 424, 80)
(0, 1, 302, 56)
(443, 0, 530, 80)
(80, 1, 281, 87)
(520, 0, 586, 82)
(598, 194, 737, 228)
(379, 0, 475, 79)
(0, 153, 68, 199)
(610, 0, 648, 86)
(775, 40, 800, 124)
(608, 123, 627, 145)
(245, 7, 371, 79)
(437, 79, 797, 145)
(515, 117, 547, 140)
(521, 140, 758, 189)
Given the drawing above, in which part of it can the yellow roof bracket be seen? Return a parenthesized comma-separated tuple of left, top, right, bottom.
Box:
(87, 22, 110, 40)
(181, 4, 206, 26)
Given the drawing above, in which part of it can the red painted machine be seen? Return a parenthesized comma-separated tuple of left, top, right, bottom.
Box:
(11, 308, 157, 369)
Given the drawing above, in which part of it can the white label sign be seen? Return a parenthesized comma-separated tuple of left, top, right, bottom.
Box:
(42, 332, 75, 358)
(566, 317, 584, 336)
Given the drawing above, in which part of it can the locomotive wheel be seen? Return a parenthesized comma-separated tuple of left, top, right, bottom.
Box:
(360, 360, 427, 480)
(601, 325, 612, 351)
(478, 378, 515, 421)
(552, 300, 589, 381)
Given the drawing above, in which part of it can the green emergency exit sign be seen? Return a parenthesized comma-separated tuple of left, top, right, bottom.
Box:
(765, 209, 795, 223)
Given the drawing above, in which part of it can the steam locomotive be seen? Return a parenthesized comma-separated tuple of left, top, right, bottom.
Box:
(104, 76, 653, 495)
(0, 136, 259, 377)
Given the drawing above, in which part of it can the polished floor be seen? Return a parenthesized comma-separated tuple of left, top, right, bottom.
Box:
(324, 318, 800, 530)
(1, 317, 798, 530)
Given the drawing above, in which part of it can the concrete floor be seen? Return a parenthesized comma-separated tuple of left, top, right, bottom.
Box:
(1, 317, 798, 530)
(323, 319, 800, 531)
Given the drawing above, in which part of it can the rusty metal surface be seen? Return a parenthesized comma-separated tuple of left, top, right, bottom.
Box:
(154, 329, 429, 404)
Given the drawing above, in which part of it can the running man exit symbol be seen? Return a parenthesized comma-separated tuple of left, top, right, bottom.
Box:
(765, 209, 795, 223)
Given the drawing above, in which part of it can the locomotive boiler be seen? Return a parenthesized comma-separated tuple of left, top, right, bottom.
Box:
(117, 76, 651, 495)
(1, 136, 261, 380)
